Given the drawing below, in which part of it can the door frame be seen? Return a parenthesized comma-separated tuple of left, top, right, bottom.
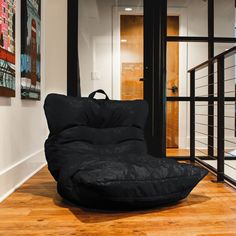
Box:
(112, 6, 143, 100)
(167, 8, 188, 149)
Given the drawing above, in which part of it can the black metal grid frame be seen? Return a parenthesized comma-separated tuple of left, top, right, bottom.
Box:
(144, 0, 167, 157)
(166, 0, 236, 162)
(67, 0, 80, 97)
(67, 0, 236, 172)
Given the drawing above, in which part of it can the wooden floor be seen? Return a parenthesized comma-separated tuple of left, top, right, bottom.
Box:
(167, 148, 190, 157)
(0, 165, 236, 235)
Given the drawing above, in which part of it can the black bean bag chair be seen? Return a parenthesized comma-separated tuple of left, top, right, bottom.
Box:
(44, 90, 208, 209)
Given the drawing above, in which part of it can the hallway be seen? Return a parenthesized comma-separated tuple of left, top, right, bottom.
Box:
(0, 166, 236, 235)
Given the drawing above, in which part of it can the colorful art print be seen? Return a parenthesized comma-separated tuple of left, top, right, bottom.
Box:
(0, 0, 16, 97)
(21, 0, 41, 100)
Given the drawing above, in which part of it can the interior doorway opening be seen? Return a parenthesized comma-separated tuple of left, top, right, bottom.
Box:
(120, 14, 181, 153)
(120, 15, 144, 100)
(166, 16, 179, 149)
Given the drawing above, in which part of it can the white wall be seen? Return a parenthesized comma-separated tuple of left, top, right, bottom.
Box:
(79, 0, 143, 97)
(0, 0, 67, 202)
(45, 0, 67, 94)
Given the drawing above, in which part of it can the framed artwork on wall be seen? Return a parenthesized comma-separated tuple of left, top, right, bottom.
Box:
(21, 0, 41, 100)
(0, 0, 16, 98)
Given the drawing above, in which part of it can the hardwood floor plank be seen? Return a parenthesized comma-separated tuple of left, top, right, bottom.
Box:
(0, 166, 236, 235)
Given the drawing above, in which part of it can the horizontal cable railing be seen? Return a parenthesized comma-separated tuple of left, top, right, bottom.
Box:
(188, 46, 236, 184)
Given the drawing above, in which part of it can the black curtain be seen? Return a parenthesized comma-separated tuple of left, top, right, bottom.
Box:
(67, 0, 81, 97)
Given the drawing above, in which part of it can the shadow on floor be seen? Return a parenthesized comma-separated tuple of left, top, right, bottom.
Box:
(67, 194, 210, 223)
(17, 180, 211, 223)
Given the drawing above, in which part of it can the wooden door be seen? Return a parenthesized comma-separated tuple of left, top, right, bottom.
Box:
(120, 15, 179, 148)
(166, 16, 179, 148)
(120, 15, 144, 100)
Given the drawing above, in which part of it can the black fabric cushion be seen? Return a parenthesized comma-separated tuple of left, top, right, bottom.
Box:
(44, 92, 208, 209)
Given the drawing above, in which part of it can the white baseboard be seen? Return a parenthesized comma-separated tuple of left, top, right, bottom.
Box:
(0, 150, 46, 203)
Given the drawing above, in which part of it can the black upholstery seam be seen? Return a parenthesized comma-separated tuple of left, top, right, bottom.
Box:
(75, 173, 204, 185)
(75, 187, 194, 201)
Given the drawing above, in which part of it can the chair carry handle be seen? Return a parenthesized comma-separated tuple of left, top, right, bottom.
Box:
(89, 90, 109, 100)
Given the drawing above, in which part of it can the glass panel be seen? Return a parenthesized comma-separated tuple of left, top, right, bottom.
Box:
(214, 43, 235, 56)
(214, 0, 235, 38)
(167, 0, 208, 37)
(224, 55, 236, 98)
(78, 0, 143, 100)
(166, 42, 208, 157)
(224, 99, 236, 182)
(189, 43, 208, 97)
(166, 42, 208, 98)
(195, 101, 218, 162)
(187, 43, 208, 70)
(223, 54, 236, 183)
(166, 42, 180, 97)
(166, 101, 190, 157)
(214, 44, 236, 97)
(120, 14, 143, 100)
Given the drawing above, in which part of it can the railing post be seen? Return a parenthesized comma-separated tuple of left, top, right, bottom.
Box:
(208, 0, 215, 163)
(190, 70, 195, 163)
(208, 62, 215, 160)
(217, 57, 225, 182)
